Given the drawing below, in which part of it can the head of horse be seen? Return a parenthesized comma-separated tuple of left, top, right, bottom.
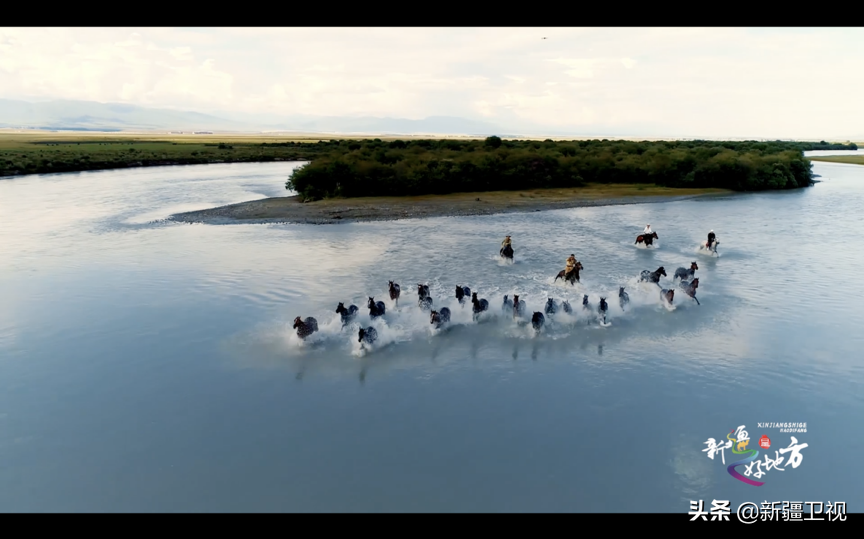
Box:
(657, 266, 666, 277)
(690, 278, 699, 289)
(293, 316, 302, 328)
(690, 262, 698, 271)
(336, 302, 345, 313)
(358, 328, 367, 342)
(651, 232, 658, 239)
(619, 287, 625, 296)
(430, 311, 439, 324)
(367, 297, 375, 308)
(664, 290, 674, 302)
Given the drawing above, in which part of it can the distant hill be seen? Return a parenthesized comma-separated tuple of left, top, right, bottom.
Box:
(0, 98, 511, 135)
(0, 99, 248, 131)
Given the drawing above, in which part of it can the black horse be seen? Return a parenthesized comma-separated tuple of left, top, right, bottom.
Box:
(418, 284, 433, 311)
(545, 298, 558, 315)
(368, 297, 386, 318)
(455, 285, 471, 305)
(531, 312, 545, 332)
(502, 295, 514, 312)
(599, 297, 608, 324)
(562, 300, 572, 314)
(660, 288, 675, 305)
(554, 261, 583, 285)
(293, 316, 318, 339)
(335, 302, 358, 327)
(619, 287, 629, 311)
(471, 292, 489, 320)
(430, 307, 451, 328)
(635, 231, 659, 246)
(679, 278, 700, 305)
(358, 326, 378, 345)
(673, 262, 698, 281)
(640, 266, 667, 287)
(512, 294, 526, 318)
(582, 294, 591, 311)
(388, 281, 401, 306)
(500, 244, 514, 260)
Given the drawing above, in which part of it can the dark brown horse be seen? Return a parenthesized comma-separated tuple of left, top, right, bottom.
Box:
(554, 261, 584, 285)
(388, 281, 400, 306)
(660, 288, 675, 305)
(455, 285, 471, 305)
(471, 292, 489, 320)
(368, 297, 386, 318)
(531, 312, 545, 332)
(512, 294, 526, 318)
(293, 316, 318, 339)
(679, 278, 700, 305)
(430, 307, 451, 328)
(358, 326, 378, 345)
(635, 231, 659, 246)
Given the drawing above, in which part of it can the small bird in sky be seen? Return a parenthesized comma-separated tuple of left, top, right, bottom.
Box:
(542, 37, 547, 39)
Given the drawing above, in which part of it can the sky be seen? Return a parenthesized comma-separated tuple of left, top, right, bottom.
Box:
(0, 27, 863, 138)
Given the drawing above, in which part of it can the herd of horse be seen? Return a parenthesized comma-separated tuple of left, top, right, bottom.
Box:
(292, 230, 718, 347)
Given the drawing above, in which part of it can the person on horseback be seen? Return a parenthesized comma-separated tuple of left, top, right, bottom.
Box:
(707, 230, 716, 250)
(643, 224, 653, 235)
(500, 235, 512, 256)
(565, 254, 578, 278)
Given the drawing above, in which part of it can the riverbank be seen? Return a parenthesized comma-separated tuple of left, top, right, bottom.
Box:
(168, 184, 733, 225)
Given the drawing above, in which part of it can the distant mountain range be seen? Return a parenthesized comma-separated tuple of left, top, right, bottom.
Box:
(0, 98, 520, 136)
(3, 98, 857, 141)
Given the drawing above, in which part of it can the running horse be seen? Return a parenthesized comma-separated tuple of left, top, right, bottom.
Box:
(388, 281, 401, 306)
(635, 231, 659, 247)
(554, 261, 584, 285)
(679, 278, 700, 305)
(639, 266, 667, 287)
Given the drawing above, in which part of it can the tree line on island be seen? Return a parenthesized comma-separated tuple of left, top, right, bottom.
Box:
(285, 137, 856, 200)
(0, 136, 855, 188)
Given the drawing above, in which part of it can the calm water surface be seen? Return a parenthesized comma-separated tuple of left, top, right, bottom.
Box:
(0, 156, 862, 512)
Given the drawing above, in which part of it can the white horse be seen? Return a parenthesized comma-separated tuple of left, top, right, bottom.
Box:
(698, 239, 719, 256)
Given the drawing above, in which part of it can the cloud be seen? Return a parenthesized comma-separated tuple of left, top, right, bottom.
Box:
(1, 28, 863, 137)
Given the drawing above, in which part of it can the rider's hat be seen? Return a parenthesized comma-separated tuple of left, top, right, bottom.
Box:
(710, 230, 713, 233)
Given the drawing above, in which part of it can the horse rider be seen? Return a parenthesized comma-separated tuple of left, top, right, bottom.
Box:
(707, 230, 716, 250)
(643, 224, 653, 235)
(500, 235, 512, 254)
(565, 254, 578, 277)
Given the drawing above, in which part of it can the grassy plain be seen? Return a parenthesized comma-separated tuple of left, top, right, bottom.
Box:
(808, 155, 864, 166)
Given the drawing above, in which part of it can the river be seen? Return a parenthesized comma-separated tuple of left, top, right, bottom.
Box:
(0, 154, 862, 512)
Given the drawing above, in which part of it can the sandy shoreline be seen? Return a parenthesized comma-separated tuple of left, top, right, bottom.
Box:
(167, 185, 734, 225)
